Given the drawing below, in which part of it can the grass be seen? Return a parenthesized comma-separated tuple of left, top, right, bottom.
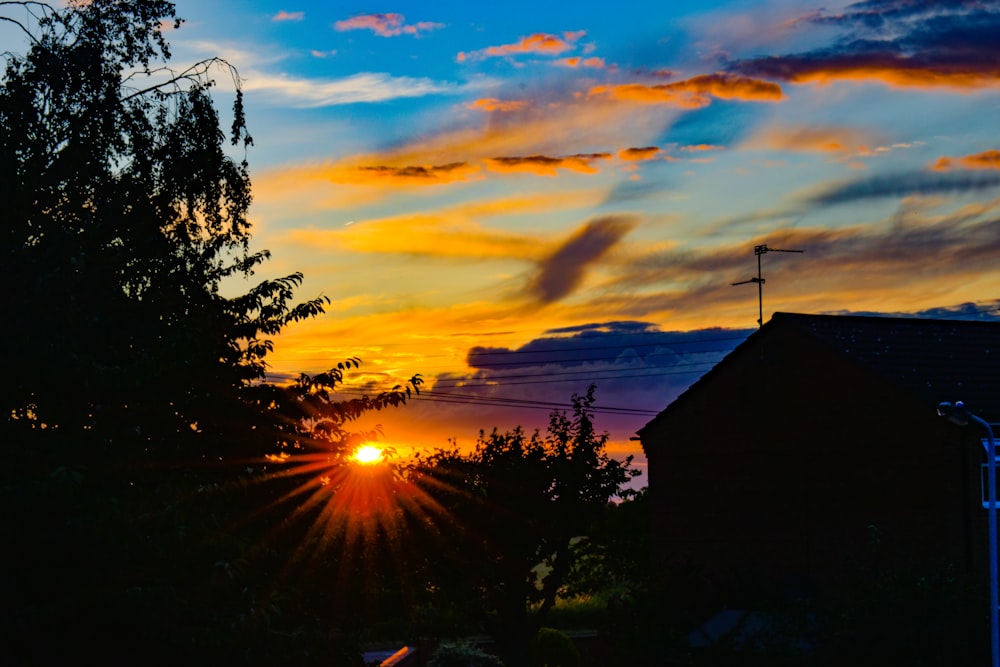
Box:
(531, 592, 610, 631)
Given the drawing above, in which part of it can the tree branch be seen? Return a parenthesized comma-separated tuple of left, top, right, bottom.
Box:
(121, 57, 243, 102)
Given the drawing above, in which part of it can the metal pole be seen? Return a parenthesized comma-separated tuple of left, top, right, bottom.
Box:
(940, 401, 999, 667)
(968, 413, 1000, 667)
(756, 245, 764, 327)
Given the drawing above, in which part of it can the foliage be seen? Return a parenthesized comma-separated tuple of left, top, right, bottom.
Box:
(0, 1, 418, 662)
(563, 486, 650, 596)
(406, 386, 639, 667)
(0, 0, 404, 460)
(529, 628, 580, 667)
(427, 643, 506, 667)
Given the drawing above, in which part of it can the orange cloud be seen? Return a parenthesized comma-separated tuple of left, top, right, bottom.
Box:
(335, 13, 443, 37)
(273, 10, 304, 22)
(557, 56, 605, 69)
(334, 162, 482, 186)
(458, 31, 583, 62)
(932, 149, 1000, 171)
(618, 146, 661, 161)
(590, 73, 784, 108)
(486, 153, 612, 177)
(287, 216, 544, 261)
(739, 54, 1000, 90)
(745, 125, 881, 155)
(468, 98, 529, 112)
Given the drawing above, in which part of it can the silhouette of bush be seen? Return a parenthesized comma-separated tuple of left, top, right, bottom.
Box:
(427, 642, 505, 667)
(529, 627, 580, 667)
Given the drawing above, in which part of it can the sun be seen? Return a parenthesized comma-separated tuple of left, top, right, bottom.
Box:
(353, 444, 383, 465)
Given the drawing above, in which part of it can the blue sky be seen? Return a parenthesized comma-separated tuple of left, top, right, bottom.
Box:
(8, 0, 1000, 479)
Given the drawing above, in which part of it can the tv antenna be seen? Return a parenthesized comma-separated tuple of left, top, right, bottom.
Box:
(732, 243, 805, 327)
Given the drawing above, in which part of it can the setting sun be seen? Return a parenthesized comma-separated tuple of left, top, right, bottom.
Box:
(353, 444, 383, 465)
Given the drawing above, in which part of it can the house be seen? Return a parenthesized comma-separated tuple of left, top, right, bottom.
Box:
(637, 312, 1000, 615)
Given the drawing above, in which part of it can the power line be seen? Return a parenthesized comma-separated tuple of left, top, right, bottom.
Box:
(438, 348, 730, 380)
(334, 387, 661, 416)
(421, 366, 717, 388)
(417, 389, 660, 415)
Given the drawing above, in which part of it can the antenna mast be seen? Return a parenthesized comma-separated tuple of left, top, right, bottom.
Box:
(732, 243, 804, 327)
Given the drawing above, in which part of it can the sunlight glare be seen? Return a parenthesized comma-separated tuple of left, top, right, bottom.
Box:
(354, 444, 383, 465)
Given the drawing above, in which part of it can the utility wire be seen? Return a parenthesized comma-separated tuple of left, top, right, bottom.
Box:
(334, 388, 661, 416)
(429, 367, 715, 388)
(416, 389, 660, 415)
(434, 358, 719, 381)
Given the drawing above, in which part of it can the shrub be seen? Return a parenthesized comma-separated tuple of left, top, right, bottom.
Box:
(427, 642, 505, 667)
(530, 627, 580, 667)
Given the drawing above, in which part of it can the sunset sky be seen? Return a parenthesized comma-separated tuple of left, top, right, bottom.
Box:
(11, 0, 1000, 481)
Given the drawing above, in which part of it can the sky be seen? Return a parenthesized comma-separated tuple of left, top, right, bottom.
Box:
(10, 0, 1000, 484)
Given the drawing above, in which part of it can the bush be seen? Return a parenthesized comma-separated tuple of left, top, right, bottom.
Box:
(428, 642, 505, 667)
(530, 627, 580, 667)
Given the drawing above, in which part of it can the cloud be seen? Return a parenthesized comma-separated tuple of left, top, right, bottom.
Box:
(341, 162, 482, 186)
(803, 170, 1000, 206)
(590, 73, 784, 108)
(272, 10, 304, 22)
(468, 98, 529, 112)
(528, 216, 638, 303)
(286, 216, 542, 261)
(735, 52, 1000, 89)
(733, 1, 1000, 89)
(932, 149, 1000, 172)
(465, 321, 744, 370)
(274, 191, 603, 260)
(334, 13, 443, 37)
(242, 71, 461, 107)
(486, 153, 612, 177)
(619, 146, 661, 161)
(602, 203, 1000, 322)
(743, 125, 883, 156)
(557, 57, 605, 69)
(681, 143, 725, 152)
(458, 31, 584, 62)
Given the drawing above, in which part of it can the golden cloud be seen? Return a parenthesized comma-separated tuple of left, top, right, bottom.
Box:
(744, 125, 881, 155)
(557, 57, 605, 69)
(286, 217, 543, 261)
(751, 56, 1000, 90)
(590, 73, 785, 108)
(468, 98, 530, 112)
(486, 153, 612, 176)
(618, 146, 661, 161)
(458, 31, 584, 62)
(333, 162, 482, 186)
(932, 149, 1000, 171)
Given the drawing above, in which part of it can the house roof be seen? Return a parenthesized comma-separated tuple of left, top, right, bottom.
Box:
(639, 312, 1000, 435)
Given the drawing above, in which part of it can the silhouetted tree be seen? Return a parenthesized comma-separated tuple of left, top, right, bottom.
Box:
(407, 386, 640, 667)
(0, 0, 329, 458)
(0, 2, 418, 662)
